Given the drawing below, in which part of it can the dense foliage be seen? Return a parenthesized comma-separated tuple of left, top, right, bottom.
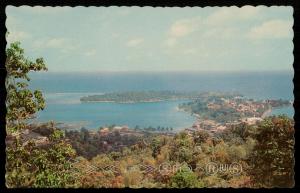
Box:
(65, 128, 144, 159)
(5, 42, 77, 188)
(179, 99, 243, 123)
(80, 90, 204, 103)
(6, 42, 47, 132)
(6, 128, 77, 188)
(63, 115, 294, 188)
(248, 115, 294, 187)
(5, 42, 294, 188)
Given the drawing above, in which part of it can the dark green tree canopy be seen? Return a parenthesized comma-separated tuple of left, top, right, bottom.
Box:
(6, 42, 47, 131)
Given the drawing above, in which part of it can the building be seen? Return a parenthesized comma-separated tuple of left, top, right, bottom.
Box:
(99, 127, 109, 136)
(241, 117, 263, 125)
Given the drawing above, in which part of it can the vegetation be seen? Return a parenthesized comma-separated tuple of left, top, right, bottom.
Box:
(65, 127, 144, 159)
(64, 125, 175, 159)
(79, 91, 241, 103)
(63, 115, 293, 188)
(266, 99, 291, 107)
(5, 42, 77, 188)
(6, 42, 47, 132)
(248, 115, 294, 187)
(5, 42, 294, 188)
(80, 90, 205, 103)
(178, 96, 290, 124)
(6, 128, 77, 187)
(170, 165, 204, 188)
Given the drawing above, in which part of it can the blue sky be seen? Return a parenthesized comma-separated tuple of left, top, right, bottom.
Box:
(6, 6, 293, 72)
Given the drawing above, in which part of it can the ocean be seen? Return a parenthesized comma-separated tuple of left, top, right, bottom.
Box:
(28, 71, 294, 130)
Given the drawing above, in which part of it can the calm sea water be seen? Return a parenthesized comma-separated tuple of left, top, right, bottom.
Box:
(29, 71, 294, 130)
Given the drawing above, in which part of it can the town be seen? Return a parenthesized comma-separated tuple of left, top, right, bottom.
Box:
(65, 94, 292, 158)
(181, 96, 292, 135)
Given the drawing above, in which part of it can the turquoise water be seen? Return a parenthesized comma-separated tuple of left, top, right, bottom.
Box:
(270, 105, 294, 118)
(30, 71, 294, 130)
(37, 93, 195, 130)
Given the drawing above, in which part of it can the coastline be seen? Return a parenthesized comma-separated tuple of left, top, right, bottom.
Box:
(80, 100, 165, 104)
(80, 98, 193, 104)
(261, 108, 272, 118)
(261, 104, 293, 119)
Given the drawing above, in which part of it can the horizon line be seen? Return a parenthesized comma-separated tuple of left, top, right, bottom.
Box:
(31, 69, 294, 74)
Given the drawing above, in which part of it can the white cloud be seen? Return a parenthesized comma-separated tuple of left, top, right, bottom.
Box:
(205, 6, 261, 25)
(183, 48, 197, 55)
(111, 33, 120, 39)
(169, 18, 200, 37)
(164, 17, 201, 47)
(164, 38, 177, 47)
(32, 37, 79, 53)
(126, 38, 144, 47)
(247, 20, 293, 39)
(6, 15, 31, 43)
(202, 27, 240, 39)
(6, 31, 30, 43)
(125, 55, 133, 61)
(125, 55, 140, 61)
(84, 49, 96, 56)
(33, 38, 65, 49)
(17, 6, 72, 14)
(117, 9, 131, 16)
(45, 38, 66, 48)
(5, 15, 17, 29)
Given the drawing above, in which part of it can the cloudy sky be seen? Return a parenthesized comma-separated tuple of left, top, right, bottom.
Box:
(6, 6, 293, 72)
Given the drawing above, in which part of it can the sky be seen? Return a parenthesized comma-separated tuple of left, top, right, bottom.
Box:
(6, 6, 294, 72)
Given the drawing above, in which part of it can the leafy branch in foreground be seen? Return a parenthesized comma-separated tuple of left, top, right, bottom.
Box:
(5, 42, 78, 188)
(248, 115, 294, 187)
(6, 129, 77, 188)
(6, 42, 47, 132)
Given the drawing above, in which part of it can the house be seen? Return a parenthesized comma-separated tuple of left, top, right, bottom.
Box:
(242, 117, 263, 125)
(216, 125, 227, 131)
(99, 127, 109, 136)
(113, 126, 123, 131)
(200, 120, 217, 130)
(121, 126, 129, 132)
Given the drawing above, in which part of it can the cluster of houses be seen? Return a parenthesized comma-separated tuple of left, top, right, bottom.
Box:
(219, 98, 267, 116)
(184, 120, 228, 135)
(184, 116, 263, 136)
(184, 98, 269, 135)
(85, 126, 144, 152)
(97, 126, 145, 137)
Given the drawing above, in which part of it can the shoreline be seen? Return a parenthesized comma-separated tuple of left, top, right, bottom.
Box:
(261, 108, 272, 118)
(261, 103, 293, 118)
(80, 100, 165, 104)
(80, 98, 193, 104)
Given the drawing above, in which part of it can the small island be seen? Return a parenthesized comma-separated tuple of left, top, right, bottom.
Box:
(80, 90, 292, 134)
(80, 90, 242, 103)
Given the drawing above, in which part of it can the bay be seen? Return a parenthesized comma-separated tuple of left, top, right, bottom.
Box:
(30, 71, 294, 130)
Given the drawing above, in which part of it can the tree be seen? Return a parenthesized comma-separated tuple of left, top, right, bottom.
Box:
(151, 137, 161, 158)
(6, 130, 77, 188)
(80, 127, 90, 142)
(134, 125, 140, 131)
(170, 132, 194, 163)
(194, 130, 209, 144)
(248, 115, 294, 187)
(5, 42, 77, 188)
(6, 42, 47, 132)
(170, 165, 204, 188)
